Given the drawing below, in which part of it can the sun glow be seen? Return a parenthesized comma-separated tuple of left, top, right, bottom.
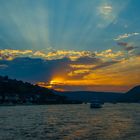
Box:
(37, 55, 140, 92)
(50, 78, 65, 86)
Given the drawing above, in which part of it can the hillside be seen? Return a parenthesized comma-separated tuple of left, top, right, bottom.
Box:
(0, 76, 66, 104)
(120, 85, 140, 102)
(55, 91, 122, 103)
(0, 75, 140, 104)
(56, 86, 140, 103)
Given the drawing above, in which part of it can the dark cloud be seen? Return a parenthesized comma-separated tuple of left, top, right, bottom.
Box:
(0, 57, 71, 83)
(124, 46, 137, 51)
(72, 56, 101, 65)
(92, 60, 119, 70)
(117, 42, 128, 46)
(0, 56, 121, 83)
(117, 42, 138, 52)
(0, 64, 8, 69)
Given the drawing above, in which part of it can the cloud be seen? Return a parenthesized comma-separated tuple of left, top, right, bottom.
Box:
(67, 69, 92, 79)
(0, 52, 121, 83)
(83, 55, 140, 87)
(92, 60, 119, 70)
(37, 55, 140, 92)
(33, 51, 47, 58)
(0, 49, 33, 60)
(116, 42, 138, 52)
(70, 64, 95, 69)
(0, 53, 140, 92)
(0, 57, 71, 83)
(124, 46, 137, 51)
(0, 49, 127, 83)
(0, 49, 126, 63)
(71, 56, 101, 65)
(0, 64, 8, 69)
(96, 1, 128, 29)
(117, 42, 128, 46)
(97, 4, 115, 28)
(46, 50, 95, 60)
(0, 49, 96, 61)
(95, 49, 124, 60)
(98, 5, 113, 17)
(114, 32, 139, 41)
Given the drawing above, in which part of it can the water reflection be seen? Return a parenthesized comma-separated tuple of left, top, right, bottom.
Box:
(0, 104, 140, 140)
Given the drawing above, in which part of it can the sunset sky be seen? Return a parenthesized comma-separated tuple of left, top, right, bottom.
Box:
(0, 0, 140, 92)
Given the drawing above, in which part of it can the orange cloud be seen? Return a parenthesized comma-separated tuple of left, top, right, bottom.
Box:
(84, 55, 140, 86)
(95, 49, 124, 60)
(70, 64, 96, 69)
(0, 49, 33, 60)
(38, 55, 140, 92)
(1, 48, 140, 92)
(0, 49, 125, 61)
(46, 50, 95, 60)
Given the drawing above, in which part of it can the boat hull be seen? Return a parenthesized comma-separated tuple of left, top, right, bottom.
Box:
(90, 104, 102, 108)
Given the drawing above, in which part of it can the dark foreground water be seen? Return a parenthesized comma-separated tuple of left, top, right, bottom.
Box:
(0, 104, 140, 140)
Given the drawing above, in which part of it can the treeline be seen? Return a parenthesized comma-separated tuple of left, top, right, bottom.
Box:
(0, 76, 67, 105)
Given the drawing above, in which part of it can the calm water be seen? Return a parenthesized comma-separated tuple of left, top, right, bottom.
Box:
(0, 104, 140, 140)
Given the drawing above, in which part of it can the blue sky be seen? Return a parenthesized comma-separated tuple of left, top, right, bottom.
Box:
(0, 0, 139, 51)
(0, 0, 140, 92)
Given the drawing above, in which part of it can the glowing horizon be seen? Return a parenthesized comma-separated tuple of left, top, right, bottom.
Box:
(0, 0, 140, 92)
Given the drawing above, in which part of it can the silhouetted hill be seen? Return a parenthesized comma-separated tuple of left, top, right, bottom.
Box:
(120, 85, 140, 102)
(1, 75, 140, 104)
(55, 86, 140, 103)
(0, 76, 67, 104)
(55, 91, 122, 103)
(127, 85, 140, 94)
